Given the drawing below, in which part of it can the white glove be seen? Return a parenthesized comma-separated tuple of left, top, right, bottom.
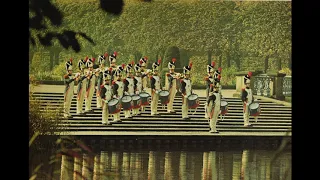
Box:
(124, 92, 129, 95)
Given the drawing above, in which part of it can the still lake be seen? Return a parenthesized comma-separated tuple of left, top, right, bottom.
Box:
(30, 142, 291, 180)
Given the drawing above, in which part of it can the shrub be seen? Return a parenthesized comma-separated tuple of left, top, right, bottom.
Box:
(279, 67, 291, 76)
(32, 71, 62, 81)
(53, 62, 68, 78)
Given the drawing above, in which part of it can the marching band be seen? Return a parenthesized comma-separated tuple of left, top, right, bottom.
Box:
(63, 54, 261, 132)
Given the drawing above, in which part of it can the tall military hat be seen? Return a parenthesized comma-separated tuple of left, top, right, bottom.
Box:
(183, 62, 193, 75)
(103, 67, 113, 80)
(134, 63, 142, 73)
(244, 71, 252, 84)
(86, 57, 95, 68)
(152, 59, 161, 72)
(114, 64, 125, 77)
(125, 61, 134, 74)
(98, 53, 108, 65)
(78, 59, 86, 71)
(168, 58, 176, 69)
(139, 56, 148, 67)
(109, 51, 117, 64)
(65, 58, 73, 72)
(207, 61, 216, 73)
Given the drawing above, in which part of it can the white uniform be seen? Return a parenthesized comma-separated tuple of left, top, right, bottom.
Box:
(242, 87, 254, 126)
(76, 75, 87, 114)
(133, 76, 142, 115)
(124, 77, 135, 118)
(165, 72, 178, 113)
(85, 73, 96, 112)
(101, 84, 112, 124)
(64, 74, 75, 118)
(208, 91, 221, 133)
(150, 75, 161, 115)
(181, 78, 192, 119)
(112, 80, 124, 122)
(95, 69, 104, 108)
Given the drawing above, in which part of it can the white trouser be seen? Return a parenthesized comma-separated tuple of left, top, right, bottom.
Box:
(208, 101, 220, 132)
(124, 110, 132, 118)
(204, 102, 209, 119)
(132, 108, 139, 115)
(96, 94, 102, 108)
(151, 92, 159, 115)
(64, 88, 73, 117)
(102, 101, 109, 124)
(182, 96, 189, 118)
(243, 103, 250, 126)
(85, 86, 95, 111)
(113, 112, 121, 121)
(167, 87, 177, 112)
(76, 86, 86, 114)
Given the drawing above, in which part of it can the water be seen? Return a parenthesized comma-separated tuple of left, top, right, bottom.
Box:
(30, 147, 291, 180)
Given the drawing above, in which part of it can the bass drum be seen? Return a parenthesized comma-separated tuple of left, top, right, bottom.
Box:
(139, 92, 151, 106)
(159, 90, 170, 105)
(187, 94, 200, 109)
(121, 95, 133, 111)
(249, 102, 261, 116)
(220, 100, 228, 115)
(132, 95, 141, 109)
(108, 98, 121, 114)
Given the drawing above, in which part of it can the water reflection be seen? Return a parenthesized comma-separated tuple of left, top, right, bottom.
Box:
(33, 149, 291, 180)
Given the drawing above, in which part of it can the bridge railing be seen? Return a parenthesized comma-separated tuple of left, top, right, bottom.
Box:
(283, 76, 292, 96)
(234, 71, 289, 100)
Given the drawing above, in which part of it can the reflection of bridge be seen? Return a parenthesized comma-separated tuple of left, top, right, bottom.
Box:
(55, 149, 291, 179)
(30, 85, 291, 138)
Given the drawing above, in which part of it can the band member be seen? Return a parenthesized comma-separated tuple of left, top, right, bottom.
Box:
(207, 81, 221, 133)
(213, 67, 223, 94)
(96, 53, 108, 108)
(150, 59, 162, 116)
(84, 58, 96, 113)
(100, 68, 113, 125)
(112, 64, 126, 122)
(241, 72, 255, 127)
(180, 62, 193, 120)
(133, 63, 143, 115)
(165, 58, 180, 113)
(109, 51, 118, 80)
(139, 57, 152, 112)
(204, 61, 216, 119)
(76, 58, 88, 115)
(63, 59, 79, 118)
(123, 61, 135, 119)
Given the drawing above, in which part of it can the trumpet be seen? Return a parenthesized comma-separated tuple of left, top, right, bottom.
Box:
(173, 72, 183, 79)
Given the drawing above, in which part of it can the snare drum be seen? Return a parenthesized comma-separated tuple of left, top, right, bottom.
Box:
(249, 102, 261, 116)
(159, 90, 170, 105)
(139, 92, 151, 105)
(121, 95, 133, 110)
(108, 98, 121, 114)
(132, 95, 141, 109)
(187, 94, 200, 109)
(220, 100, 228, 115)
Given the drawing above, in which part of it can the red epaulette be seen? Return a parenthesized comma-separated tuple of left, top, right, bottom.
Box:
(100, 84, 104, 88)
(242, 88, 245, 91)
(64, 74, 69, 79)
(123, 79, 127, 83)
(166, 73, 170, 77)
(149, 76, 153, 80)
(180, 79, 184, 83)
(210, 84, 213, 87)
(112, 81, 116, 85)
